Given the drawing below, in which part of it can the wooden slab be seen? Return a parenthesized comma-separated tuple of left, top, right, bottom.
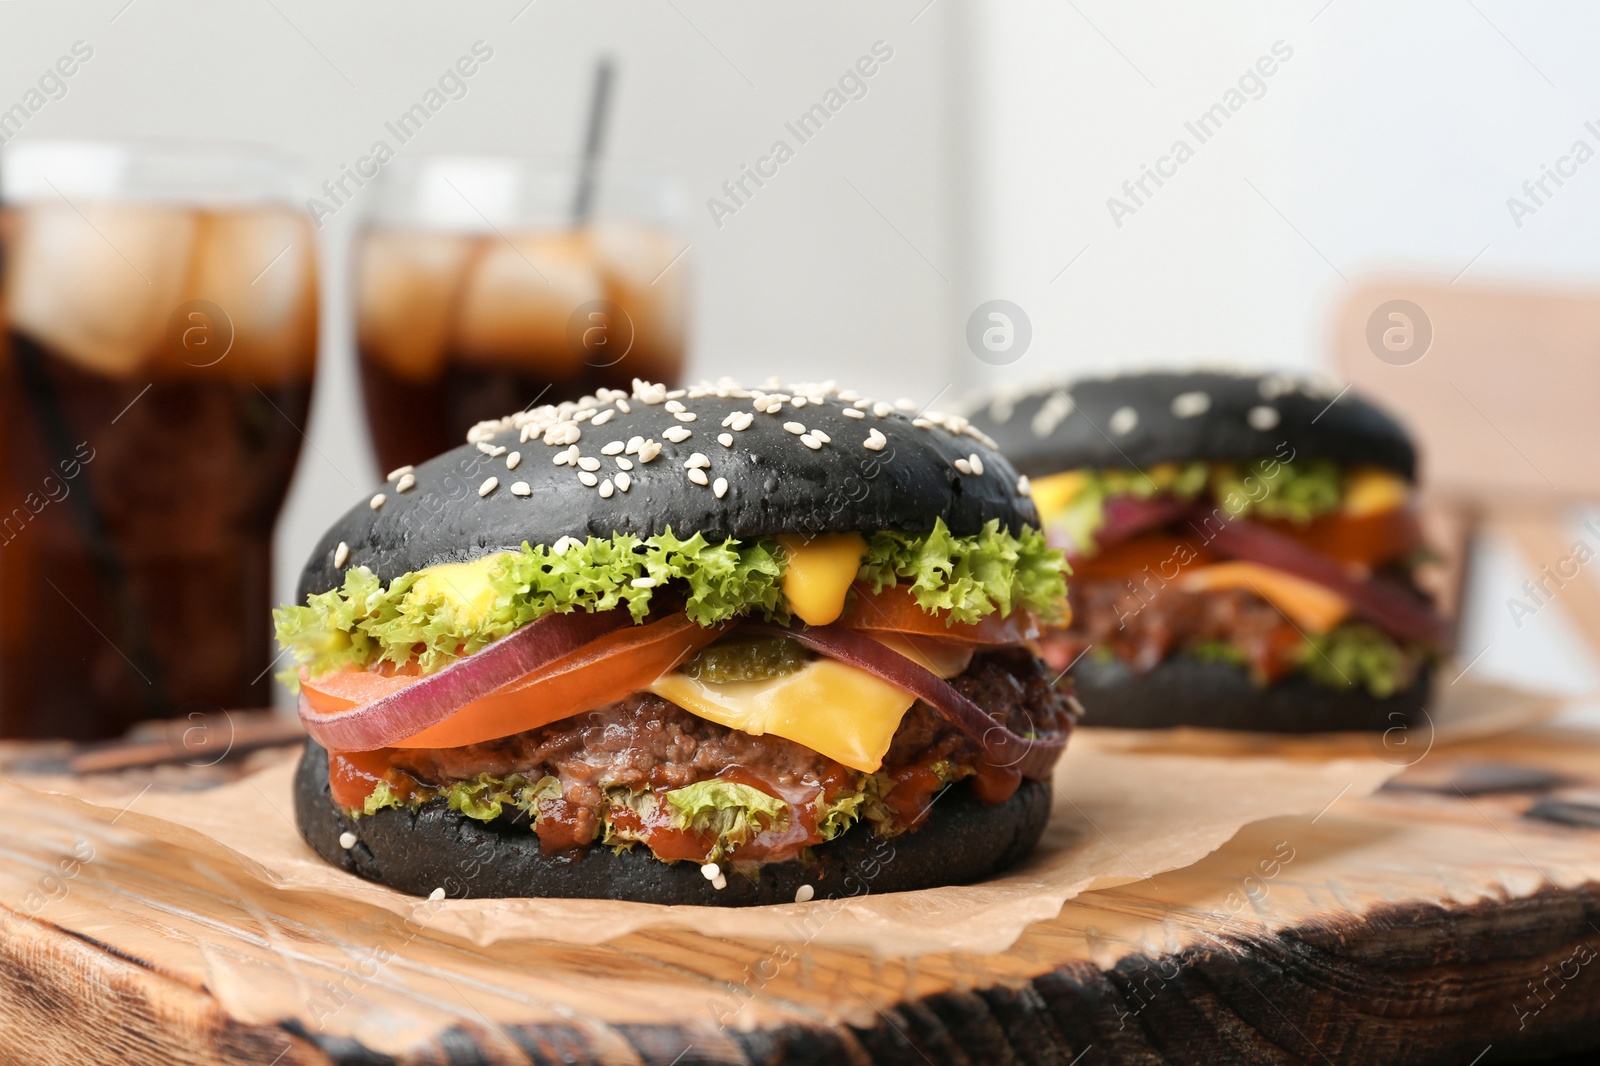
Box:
(1, 726, 1598, 1065)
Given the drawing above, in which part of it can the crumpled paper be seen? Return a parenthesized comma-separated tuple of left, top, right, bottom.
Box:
(22, 734, 1403, 957)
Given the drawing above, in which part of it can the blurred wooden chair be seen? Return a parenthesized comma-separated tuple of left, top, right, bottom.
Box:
(1332, 279, 1600, 661)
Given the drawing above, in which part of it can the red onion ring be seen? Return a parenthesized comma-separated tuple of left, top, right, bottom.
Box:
(1189, 511, 1444, 645)
(297, 608, 634, 751)
(751, 623, 1073, 780)
(1074, 495, 1196, 559)
(1066, 491, 1443, 645)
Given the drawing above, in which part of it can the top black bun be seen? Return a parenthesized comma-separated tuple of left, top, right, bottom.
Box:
(967, 371, 1416, 482)
(300, 380, 1035, 600)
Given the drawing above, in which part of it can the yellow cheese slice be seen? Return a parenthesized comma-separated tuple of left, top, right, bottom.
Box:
(1180, 561, 1350, 633)
(408, 555, 508, 623)
(649, 659, 915, 772)
(1028, 470, 1090, 519)
(775, 532, 867, 626)
(1343, 467, 1411, 517)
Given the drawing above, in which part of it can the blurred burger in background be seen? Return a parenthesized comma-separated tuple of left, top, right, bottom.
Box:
(969, 371, 1444, 732)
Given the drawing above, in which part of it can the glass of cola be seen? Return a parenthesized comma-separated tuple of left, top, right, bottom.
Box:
(0, 140, 319, 738)
(353, 156, 690, 475)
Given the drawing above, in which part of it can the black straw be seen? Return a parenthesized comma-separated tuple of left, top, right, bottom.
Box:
(570, 55, 616, 225)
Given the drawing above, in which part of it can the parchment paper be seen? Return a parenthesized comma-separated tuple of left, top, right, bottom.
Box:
(22, 736, 1401, 957)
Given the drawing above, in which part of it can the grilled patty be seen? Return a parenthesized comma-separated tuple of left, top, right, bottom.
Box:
(389, 648, 1072, 794)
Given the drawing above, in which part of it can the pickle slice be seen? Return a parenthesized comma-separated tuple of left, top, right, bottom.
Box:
(679, 635, 807, 683)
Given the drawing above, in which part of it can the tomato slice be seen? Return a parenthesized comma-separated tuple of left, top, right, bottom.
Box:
(1066, 507, 1421, 581)
(303, 613, 727, 750)
(1071, 533, 1216, 579)
(300, 661, 421, 707)
(306, 580, 1049, 755)
(839, 583, 1043, 643)
(1260, 506, 1422, 567)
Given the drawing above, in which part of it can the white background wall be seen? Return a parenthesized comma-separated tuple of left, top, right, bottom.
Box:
(1, 0, 1595, 699)
(965, 0, 1600, 696)
(967, 0, 1600, 381)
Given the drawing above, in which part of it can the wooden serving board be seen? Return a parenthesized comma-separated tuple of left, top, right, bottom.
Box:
(0, 724, 1598, 1066)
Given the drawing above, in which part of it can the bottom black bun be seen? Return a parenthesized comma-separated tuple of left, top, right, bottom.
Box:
(1071, 654, 1434, 733)
(294, 740, 1052, 905)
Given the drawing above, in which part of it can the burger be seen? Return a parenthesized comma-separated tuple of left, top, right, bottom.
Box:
(276, 379, 1077, 904)
(967, 370, 1443, 732)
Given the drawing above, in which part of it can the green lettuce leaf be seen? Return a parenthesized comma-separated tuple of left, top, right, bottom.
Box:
(358, 772, 561, 826)
(350, 769, 895, 861)
(815, 786, 867, 841)
(598, 788, 657, 852)
(361, 780, 402, 817)
(1043, 458, 1353, 554)
(277, 522, 1066, 680)
(1189, 639, 1249, 667)
(522, 775, 563, 809)
(445, 773, 531, 822)
(860, 760, 967, 836)
(1049, 462, 1210, 554)
(857, 518, 1068, 625)
(663, 778, 788, 858)
(1297, 623, 1422, 698)
(1210, 458, 1343, 523)
(274, 528, 789, 681)
(1180, 623, 1424, 699)
(494, 528, 789, 629)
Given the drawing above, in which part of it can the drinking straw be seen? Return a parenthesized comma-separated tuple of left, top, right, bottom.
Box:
(570, 55, 616, 224)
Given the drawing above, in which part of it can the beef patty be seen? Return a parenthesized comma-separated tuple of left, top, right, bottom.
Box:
(329, 648, 1072, 855)
(1043, 569, 1427, 684)
(1047, 579, 1303, 680)
(387, 647, 1073, 796)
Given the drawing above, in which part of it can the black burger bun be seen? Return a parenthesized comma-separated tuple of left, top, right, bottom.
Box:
(300, 382, 1033, 601)
(293, 740, 1053, 905)
(1071, 653, 1433, 733)
(967, 371, 1417, 481)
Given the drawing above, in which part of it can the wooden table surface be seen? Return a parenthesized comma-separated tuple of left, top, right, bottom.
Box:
(0, 719, 1597, 1066)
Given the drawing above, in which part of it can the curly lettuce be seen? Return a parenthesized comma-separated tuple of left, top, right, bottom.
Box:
(857, 518, 1068, 625)
(359, 772, 563, 822)
(276, 522, 1067, 680)
(494, 528, 789, 629)
(860, 758, 967, 836)
(1039, 458, 1359, 555)
(1297, 623, 1422, 698)
(1179, 624, 1424, 699)
(662, 779, 787, 857)
(1046, 462, 1210, 554)
(1209, 458, 1343, 523)
(355, 772, 873, 862)
(274, 529, 787, 680)
(361, 780, 402, 817)
(816, 785, 868, 841)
